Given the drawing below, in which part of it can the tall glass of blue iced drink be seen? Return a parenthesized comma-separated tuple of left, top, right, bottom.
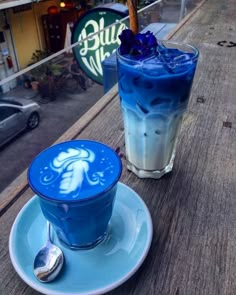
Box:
(117, 30, 199, 178)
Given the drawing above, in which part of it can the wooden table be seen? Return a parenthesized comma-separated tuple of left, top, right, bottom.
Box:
(1, 0, 236, 294)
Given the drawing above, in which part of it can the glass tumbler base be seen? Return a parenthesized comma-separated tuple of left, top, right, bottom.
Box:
(58, 232, 107, 250)
(126, 152, 175, 179)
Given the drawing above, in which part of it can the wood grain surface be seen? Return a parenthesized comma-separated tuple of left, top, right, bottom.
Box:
(1, 0, 236, 294)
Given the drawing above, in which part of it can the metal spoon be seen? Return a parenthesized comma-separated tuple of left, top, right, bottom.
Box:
(33, 221, 64, 282)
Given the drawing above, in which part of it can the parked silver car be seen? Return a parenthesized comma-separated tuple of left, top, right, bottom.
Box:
(0, 97, 40, 148)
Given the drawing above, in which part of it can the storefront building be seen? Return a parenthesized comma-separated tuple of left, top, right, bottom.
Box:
(0, 0, 91, 92)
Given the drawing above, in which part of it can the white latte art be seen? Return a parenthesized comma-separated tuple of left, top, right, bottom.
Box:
(40, 147, 107, 198)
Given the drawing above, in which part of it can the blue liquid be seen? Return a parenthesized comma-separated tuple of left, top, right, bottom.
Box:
(28, 140, 122, 249)
(117, 46, 198, 176)
(39, 185, 117, 249)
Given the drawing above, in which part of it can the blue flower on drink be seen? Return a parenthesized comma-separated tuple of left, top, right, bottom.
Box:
(119, 29, 158, 60)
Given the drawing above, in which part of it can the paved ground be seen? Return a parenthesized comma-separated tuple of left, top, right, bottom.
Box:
(0, 82, 103, 194)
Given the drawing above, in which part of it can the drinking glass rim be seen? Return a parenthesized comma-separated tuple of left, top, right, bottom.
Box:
(116, 40, 199, 65)
(27, 139, 122, 203)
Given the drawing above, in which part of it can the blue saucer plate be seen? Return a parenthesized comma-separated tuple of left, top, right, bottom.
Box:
(9, 182, 153, 295)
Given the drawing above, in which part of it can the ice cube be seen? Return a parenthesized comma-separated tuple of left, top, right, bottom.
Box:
(150, 97, 172, 106)
(156, 46, 195, 74)
(133, 76, 154, 89)
(142, 62, 170, 76)
(136, 101, 149, 114)
(119, 74, 133, 93)
(173, 53, 192, 63)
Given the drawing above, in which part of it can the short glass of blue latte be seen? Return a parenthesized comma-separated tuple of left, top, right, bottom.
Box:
(117, 38, 199, 178)
(28, 140, 122, 249)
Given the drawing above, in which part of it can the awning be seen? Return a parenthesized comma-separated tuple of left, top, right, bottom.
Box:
(0, 0, 41, 10)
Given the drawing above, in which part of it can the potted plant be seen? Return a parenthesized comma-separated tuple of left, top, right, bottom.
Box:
(37, 63, 65, 100)
(28, 50, 64, 99)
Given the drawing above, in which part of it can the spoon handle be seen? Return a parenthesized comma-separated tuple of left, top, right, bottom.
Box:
(46, 221, 52, 244)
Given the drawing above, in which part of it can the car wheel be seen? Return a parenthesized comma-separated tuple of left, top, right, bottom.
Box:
(27, 112, 40, 129)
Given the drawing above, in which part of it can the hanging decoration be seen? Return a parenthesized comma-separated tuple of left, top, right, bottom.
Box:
(48, 5, 60, 15)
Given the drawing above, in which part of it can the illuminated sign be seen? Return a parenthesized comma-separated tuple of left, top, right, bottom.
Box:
(71, 5, 129, 84)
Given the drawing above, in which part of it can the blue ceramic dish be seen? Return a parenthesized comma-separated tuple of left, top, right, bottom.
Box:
(9, 182, 153, 295)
